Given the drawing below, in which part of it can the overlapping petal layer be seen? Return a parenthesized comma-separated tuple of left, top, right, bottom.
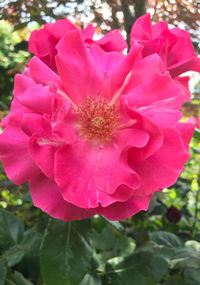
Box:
(29, 18, 127, 70)
(130, 14, 200, 101)
(0, 16, 195, 221)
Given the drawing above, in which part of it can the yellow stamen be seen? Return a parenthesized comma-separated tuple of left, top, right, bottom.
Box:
(77, 97, 119, 142)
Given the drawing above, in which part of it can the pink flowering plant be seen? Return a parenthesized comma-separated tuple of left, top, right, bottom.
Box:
(0, 14, 198, 222)
(0, 13, 200, 285)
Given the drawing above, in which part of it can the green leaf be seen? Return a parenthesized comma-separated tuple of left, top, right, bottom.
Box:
(92, 227, 116, 251)
(163, 275, 184, 285)
(150, 231, 183, 248)
(0, 262, 6, 285)
(1, 228, 41, 267)
(79, 273, 101, 285)
(185, 240, 200, 252)
(0, 209, 24, 251)
(184, 268, 200, 285)
(4, 246, 24, 267)
(136, 241, 174, 262)
(193, 128, 200, 140)
(104, 249, 170, 285)
(40, 219, 93, 285)
(22, 228, 42, 256)
(102, 218, 124, 233)
(113, 237, 135, 258)
(192, 147, 200, 154)
(12, 271, 33, 285)
(0, 210, 41, 267)
(171, 247, 200, 270)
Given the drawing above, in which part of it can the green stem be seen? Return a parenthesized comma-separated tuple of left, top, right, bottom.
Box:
(5, 278, 16, 285)
(191, 175, 200, 239)
(65, 222, 71, 264)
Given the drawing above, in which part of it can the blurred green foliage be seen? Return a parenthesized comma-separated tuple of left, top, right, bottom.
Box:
(0, 21, 30, 109)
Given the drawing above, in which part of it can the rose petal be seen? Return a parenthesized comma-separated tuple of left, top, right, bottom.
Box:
(29, 56, 60, 86)
(96, 193, 153, 221)
(0, 114, 40, 184)
(130, 13, 152, 40)
(29, 173, 93, 221)
(90, 44, 124, 79)
(55, 142, 141, 208)
(56, 30, 101, 104)
(168, 56, 200, 78)
(123, 70, 185, 108)
(129, 128, 191, 195)
(13, 74, 36, 98)
(96, 29, 127, 52)
(115, 126, 150, 150)
(123, 107, 163, 161)
(22, 113, 51, 137)
(18, 85, 52, 114)
(174, 76, 191, 101)
(101, 41, 143, 100)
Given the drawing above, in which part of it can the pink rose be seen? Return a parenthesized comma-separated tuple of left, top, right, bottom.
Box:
(130, 14, 200, 101)
(0, 29, 194, 221)
(29, 19, 127, 70)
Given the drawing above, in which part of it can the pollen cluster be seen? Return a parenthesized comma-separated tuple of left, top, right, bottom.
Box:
(77, 97, 119, 141)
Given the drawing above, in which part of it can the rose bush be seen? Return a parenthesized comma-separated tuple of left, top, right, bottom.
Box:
(29, 19, 127, 70)
(0, 15, 197, 221)
(130, 13, 200, 101)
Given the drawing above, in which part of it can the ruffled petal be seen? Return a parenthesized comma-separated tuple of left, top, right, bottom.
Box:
(122, 54, 165, 94)
(123, 70, 185, 108)
(81, 24, 95, 40)
(139, 107, 182, 129)
(124, 108, 163, 161)
(114, 126, 150, 150)
(55, 142, 141, 208)
(174, 76, 191, 101)
(50, 19, 76, 38)
(168, 56, 200, 78)
(151, 21, 169, 38)
(129, 128, 191, 195)
(29, 173, 93, 221)
(29, 133, 59, 180)
(29, 56, 60, 86)
(22, 113, 51, 137)
(56, 30, 101, 104)
(95, 29, 127, 52)
(18, 85, 52, 114)
(29, 28, 55, 57)
(101, 41, 143, 100)
(176, 122, 194, 151)
(13, 74, 36, 98)
(90, 45, 124, 79)
(0, 114, 40, 184)
(130, 13, 152, 40)
(96, 193, 153, 221)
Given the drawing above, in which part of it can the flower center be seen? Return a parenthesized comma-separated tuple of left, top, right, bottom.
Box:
(77, 97, 119, 141)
